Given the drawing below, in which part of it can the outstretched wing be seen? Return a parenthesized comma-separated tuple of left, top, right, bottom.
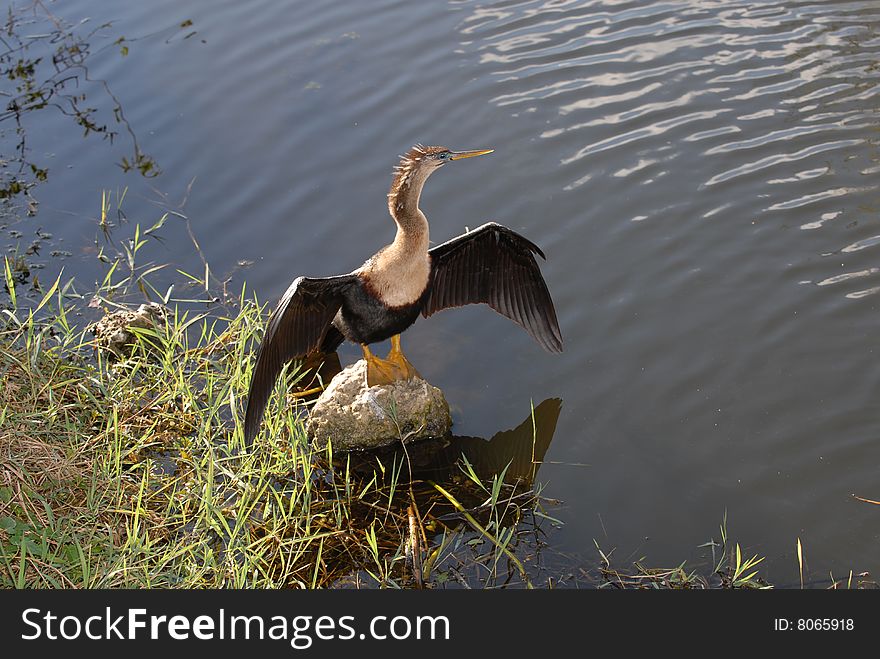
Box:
(243, 274, 356, 445)
(423, 222, 563, 352)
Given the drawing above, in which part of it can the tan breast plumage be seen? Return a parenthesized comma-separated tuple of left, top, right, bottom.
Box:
(360, 245, 430, 308)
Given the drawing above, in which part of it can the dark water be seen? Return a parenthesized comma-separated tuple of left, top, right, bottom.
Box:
(5, 0, 880, 585)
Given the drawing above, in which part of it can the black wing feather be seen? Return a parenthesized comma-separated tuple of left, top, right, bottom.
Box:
(243, 274, 355, 445)
(424, 222, 563, 352)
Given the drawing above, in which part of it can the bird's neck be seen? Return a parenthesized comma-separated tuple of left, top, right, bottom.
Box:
(363, 180, 431, 308)
(388, 171, 430, 252)
(390, 209, 429, 253)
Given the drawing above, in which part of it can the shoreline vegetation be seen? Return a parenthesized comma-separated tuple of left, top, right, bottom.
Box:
(1, 195, 869, 590)
(0, 209, 561, 588)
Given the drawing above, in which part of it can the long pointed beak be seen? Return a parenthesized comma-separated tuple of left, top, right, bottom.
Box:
(449, 148, 494, 160)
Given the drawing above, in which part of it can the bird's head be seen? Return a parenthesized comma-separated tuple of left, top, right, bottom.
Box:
(389, 145, 493, 215)
(400, 144, 493, 173)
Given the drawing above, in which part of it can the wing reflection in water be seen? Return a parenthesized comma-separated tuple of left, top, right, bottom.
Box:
(445, 397, 562, 486)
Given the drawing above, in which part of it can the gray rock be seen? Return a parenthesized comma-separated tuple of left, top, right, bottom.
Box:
(306, 360, 452, 451)
(87, 302, 169, 360)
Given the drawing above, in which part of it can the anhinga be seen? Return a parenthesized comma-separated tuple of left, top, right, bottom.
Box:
(243, 145, 563, 446)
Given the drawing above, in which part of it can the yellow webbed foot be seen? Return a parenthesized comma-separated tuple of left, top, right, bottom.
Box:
(362, 336, 422, 387)
(386, 334, 421, 380)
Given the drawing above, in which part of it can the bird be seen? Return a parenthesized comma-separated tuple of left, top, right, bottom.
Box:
(243, 144, 563, 446)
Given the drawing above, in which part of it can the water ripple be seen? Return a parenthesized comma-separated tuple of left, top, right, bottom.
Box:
(817, 268, 880, 286)
(845, 286, 880, 299)
(562, 109, 730, 166)
(842, 234, 880, 254)
(703, 140, 864, 187)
